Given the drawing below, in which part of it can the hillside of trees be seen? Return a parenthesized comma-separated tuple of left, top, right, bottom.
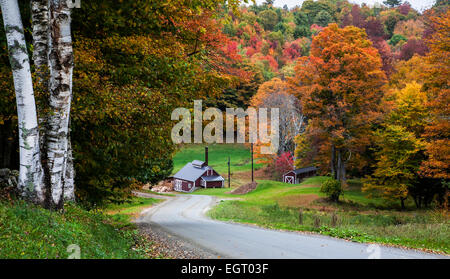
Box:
(0, 0, 448, 210)
(218, 0, 449, 209)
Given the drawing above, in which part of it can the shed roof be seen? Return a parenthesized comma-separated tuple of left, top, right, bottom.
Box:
(201, 175, 224, 182)
(172, 162, 210, 182)
(284, 166, 317, 176)
(192, 160, 205, 168)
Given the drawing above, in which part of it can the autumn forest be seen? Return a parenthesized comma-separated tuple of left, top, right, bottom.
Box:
(0, 0, 449, 210)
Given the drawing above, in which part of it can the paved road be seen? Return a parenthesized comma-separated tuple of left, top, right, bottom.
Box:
(137, 194, 448, 259)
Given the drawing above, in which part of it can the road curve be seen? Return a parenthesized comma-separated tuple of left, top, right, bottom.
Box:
(137, 194, 447, 259)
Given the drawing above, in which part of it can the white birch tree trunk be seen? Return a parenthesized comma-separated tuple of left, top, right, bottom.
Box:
(64, 134, 75, 201)
(1, 0, 44, 202)
(32, 0, 49, 73)
(32, 0, 75, 204)
(46, 0, 74, 207)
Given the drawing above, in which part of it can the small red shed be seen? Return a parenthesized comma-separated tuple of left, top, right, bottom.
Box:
(172, 147, 224, 192)
(283, 166, 317, 184)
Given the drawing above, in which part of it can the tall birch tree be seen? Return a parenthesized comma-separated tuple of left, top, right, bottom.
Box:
(46, 0, 74, 207)
(31, 0, 75, 205)
(0, 0, 44, 202)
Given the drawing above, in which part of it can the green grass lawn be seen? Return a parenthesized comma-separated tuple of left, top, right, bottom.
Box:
(0, 199, 159, 259)
(173, 143, 263, 174)
(206, 177, 450, 254)
(104, 196, 162, 224)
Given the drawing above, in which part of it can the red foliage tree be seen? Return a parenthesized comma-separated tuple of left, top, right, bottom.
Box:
(372, 38, 395, 75)
(398, 38, 428, 60)
(351, 5, 366, 28)
(398, 2, 411, 16)
(365, 18, 386, 40)
(275, 152, 294, 177)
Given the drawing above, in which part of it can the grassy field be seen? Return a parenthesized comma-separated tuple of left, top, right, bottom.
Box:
(173, 143, 263, 174)
(206, 177, 449, 254)
(0, 199, 160, 259)
(103, 196, 163, 224)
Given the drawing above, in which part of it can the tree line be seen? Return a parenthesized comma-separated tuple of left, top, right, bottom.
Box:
(242, 1, 448, 209)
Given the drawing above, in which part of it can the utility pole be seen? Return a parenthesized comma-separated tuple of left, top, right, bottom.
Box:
(251, 143, 254, 182)
(228, 156, 230, 188)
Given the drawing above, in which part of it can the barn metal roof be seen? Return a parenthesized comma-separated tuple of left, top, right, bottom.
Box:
(284, 166, 317, 176)
(192, 160, 205, 168)
(201, 175, 224, 182)
(172, 162, 211, 182)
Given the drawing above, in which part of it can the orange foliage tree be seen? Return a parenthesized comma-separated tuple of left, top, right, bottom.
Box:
(420, 9, 450, 180)
(289, 24, 386, 182)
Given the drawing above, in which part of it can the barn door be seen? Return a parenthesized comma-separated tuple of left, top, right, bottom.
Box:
(284, 176, 294, 184)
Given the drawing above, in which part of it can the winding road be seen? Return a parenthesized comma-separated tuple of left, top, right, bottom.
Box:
(136, 194, 448, 259)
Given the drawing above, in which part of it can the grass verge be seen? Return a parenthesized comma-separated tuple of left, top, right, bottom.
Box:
(0, 198, 162, 259)
(103, 196, 162, 224)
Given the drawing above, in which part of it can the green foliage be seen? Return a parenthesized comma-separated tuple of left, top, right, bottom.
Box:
(389, 33, 407, 46)
(314, 10, 333, 27)
(69, 0, 244, 206)
(266, 30, 284, 46)
(300, 0, 334, 22)
(273, 22, 287, 34)
(294, 11, 310, 26)
(258, 9, 279, 30)
(363, 82, 431, 208)
(294, 25, 311, 39)
(383, 0, 402, 8)
(320, 178, 343, 202)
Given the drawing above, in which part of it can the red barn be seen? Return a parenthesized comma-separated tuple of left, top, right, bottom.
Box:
(282, 166, 317, 184)
(172, 147, 224, 193)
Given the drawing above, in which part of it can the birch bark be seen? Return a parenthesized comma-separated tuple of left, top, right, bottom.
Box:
(46, 0, 74, 207)
(31, 0, 49, 74)
(32, 0, 75, 204)
(1, 0, 44, 202)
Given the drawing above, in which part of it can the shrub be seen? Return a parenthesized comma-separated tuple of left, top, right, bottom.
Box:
(320, 178, 343, 202)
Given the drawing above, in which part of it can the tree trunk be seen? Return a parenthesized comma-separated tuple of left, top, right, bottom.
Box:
(1, 0, 44, 202)
(340, 152, 346, 183)
(400, 197, 406, 210)
(336, 148, 342, 181)
(64, 135, 75, 201)
(332, 147, 347, 183)
(331, 145, 336, 179)
(31, 0, 49, 74)
(46, 0, 74, 208)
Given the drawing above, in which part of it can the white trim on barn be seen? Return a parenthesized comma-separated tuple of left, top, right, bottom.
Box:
(284, 176, 294, 184)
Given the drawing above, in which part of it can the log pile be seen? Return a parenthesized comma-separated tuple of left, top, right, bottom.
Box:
(150, 179, 173, 193)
